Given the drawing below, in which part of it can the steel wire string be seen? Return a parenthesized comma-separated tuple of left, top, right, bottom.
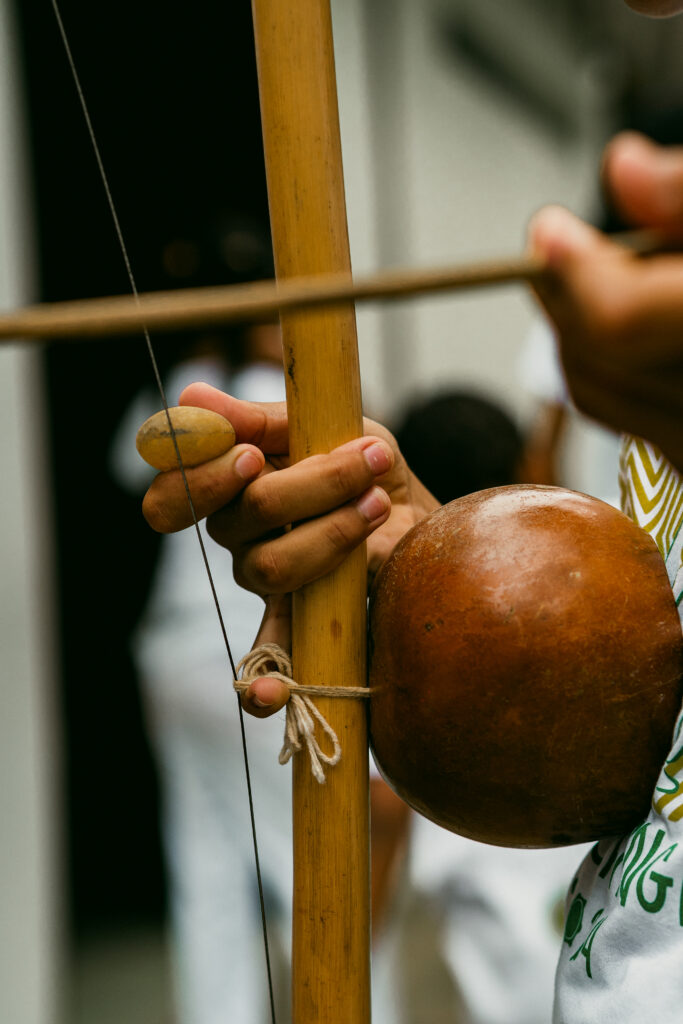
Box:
(48, 3, 278, 1019)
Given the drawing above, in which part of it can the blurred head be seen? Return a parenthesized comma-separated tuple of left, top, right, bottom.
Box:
(623, 0, 683, 15)
(393, 391, 524, 506)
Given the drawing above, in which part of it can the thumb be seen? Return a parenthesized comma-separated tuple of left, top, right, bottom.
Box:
(525, 206, 625, 335)
(604, 132, 683, 231)
(527, 205, 606, 270)
(179, 382, 291, 453)
(239, 595, 292, 719)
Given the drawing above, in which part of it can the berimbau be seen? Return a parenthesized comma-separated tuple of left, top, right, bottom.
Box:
(3, 2, 682, 1021)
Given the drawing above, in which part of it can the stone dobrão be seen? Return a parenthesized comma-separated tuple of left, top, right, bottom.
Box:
(368, 485, 683, 848)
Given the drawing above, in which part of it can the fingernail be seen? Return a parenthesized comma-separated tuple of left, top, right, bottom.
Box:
(235, 451, 261, 480)
(529, 206, 596, 263)
(558, 211, 598, 250)
(363, 442, 392, 475)
(356, 486, 390, 522)
(253, 695, 274, 708)
(613, 131, 653, 161)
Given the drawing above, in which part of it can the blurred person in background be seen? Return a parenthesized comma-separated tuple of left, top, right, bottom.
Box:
(111, 215, 295, 1024)
(112, 317, 292, 1024)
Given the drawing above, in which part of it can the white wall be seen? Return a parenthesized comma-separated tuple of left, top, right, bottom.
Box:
(334, 0, 683, 503)
(335, 0, 610, 422)
(333, 0, 683, 505)
(0, 5, 63, 1023)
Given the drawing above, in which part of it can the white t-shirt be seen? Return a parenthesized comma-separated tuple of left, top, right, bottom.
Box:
(554, 439, 683, 1023)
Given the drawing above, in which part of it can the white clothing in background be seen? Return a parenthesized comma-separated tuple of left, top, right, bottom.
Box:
(113, 358, 293, 1024)
(519, 317, 622, 507)
(404, 808, 591, 1024)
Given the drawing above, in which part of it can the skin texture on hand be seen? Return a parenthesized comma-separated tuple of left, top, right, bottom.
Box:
(143, 382, 439, 716)
(528, 134, 683, 476)
(603, 132, 683, 229)
(170, 382, 437, 587)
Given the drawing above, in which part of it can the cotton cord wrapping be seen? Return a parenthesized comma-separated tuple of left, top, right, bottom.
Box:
(234, 643, 370, 784)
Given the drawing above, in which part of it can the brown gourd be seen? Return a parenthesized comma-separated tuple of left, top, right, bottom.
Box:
(368, 485, 683, 848)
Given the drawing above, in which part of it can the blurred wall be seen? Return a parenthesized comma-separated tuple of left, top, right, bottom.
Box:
(0, 5, 63, 1024)
(335, 0, 683, 498)
(335, 0, 610, 424)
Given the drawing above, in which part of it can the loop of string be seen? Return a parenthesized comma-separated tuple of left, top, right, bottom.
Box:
(48, 3, 278, 1020)
(235, 643, 369, 784)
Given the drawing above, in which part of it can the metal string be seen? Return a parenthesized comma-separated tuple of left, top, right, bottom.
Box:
(48, 3, 279, 1020)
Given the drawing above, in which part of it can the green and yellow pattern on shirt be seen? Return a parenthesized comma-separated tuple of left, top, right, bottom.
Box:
(619, 437, 683, 565)
(620, 436, 683, 823)
(620, 437, 683, 616)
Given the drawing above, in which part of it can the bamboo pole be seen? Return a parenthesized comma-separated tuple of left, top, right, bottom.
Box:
(251, 1, 371, 1022)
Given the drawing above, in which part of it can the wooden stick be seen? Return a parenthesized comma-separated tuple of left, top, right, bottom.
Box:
(0, 228, 665, 342)
(0, 256, 542, 341)
(251, 1, 371, 1022)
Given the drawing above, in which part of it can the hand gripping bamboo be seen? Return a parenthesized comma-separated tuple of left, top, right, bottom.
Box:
(251, 1, 371, 1021)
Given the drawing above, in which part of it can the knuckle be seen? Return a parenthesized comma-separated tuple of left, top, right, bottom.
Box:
(326, 453, 365, 501)
(231, 556, 252, 592)
(142, 488, 182, 533)
(323, 510, 361, 554)
(206, 511, 234, 551)
(194, 471, 235, 516)
(247, 543, 290, 594)
(241, 480, 284, 528)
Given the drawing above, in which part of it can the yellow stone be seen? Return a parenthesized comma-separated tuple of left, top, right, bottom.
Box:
(136, 406, 236, 471)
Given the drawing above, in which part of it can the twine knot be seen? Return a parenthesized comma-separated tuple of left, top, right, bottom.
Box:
(235, 643, 342, 784)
